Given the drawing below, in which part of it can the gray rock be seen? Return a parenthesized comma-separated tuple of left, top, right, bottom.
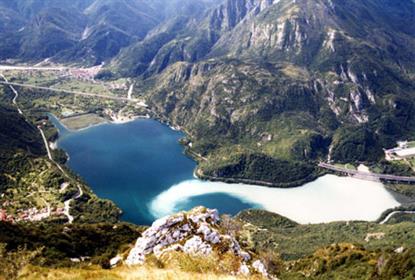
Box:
(125, 207, 260, 273)
(239, 263, 250, 276)
(253, 260, 268, 277)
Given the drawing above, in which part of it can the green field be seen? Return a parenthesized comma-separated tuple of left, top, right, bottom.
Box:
(61, 113, 107, 130)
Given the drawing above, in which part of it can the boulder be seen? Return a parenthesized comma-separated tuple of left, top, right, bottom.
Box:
(183, 236, 212, 256)
(124, 207, 270, 278)
(110, 255, 122, 268)
(253, 260, 268, 277)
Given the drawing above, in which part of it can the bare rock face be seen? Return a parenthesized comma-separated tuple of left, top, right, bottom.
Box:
(125, 206, 269, 277)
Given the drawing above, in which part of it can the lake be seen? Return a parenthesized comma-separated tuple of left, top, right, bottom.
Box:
(50, 117, 400, 225)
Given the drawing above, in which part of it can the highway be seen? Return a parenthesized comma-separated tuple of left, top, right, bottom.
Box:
(0, 81, 147, 105)
(319, 162, 415, 183)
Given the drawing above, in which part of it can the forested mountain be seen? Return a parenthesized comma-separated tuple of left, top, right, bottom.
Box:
(1, 0, 414, 184)
(0, 0, 220, 64)
(113, 0, 415, 183)
(1, 1, 415, 279)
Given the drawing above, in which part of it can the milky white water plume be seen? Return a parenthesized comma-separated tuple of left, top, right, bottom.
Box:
(150, 175, 400, 224)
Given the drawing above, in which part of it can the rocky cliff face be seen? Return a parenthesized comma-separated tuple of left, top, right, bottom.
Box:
(2, 0, 415, 183)
(111, 0, 280, 77)
(117, 0, 415, 181)
(209, 0, 277, 32)
(123, 207, 269, 278)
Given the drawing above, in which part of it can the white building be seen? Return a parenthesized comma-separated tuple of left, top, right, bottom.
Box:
(385, 141, 415, 161)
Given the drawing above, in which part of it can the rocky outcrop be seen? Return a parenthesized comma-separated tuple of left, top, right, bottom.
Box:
(124, 207, 269, 278)
(209, 0, 277, 33)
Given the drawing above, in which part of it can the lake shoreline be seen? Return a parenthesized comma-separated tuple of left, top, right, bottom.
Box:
(150, 175, 401, 224)
(52, 108, 338, 191)
(194, 167, 323, 189)
(48, 115, 404, 225)
(52, 112, 324, 189)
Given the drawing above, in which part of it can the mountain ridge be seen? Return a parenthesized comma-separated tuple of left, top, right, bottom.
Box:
(1, 0, 415, 185)
(1, 1, 415, 279)
(111, 0, 415, 183)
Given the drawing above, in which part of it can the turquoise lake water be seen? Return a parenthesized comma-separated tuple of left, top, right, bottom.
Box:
(50, 116, 400, 225)
(50, 117, 259, 225)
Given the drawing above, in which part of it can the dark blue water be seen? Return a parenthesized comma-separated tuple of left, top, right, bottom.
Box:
(50, 116, 258, 225)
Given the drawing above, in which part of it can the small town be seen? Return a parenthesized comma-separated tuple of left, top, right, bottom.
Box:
(0, 205, 65, 223)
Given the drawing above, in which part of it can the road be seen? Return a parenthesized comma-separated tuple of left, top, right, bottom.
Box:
(63, 184, 83, 224)
(38, 126, 53, 160)
(0, 81, 147, 105)
(0, 65, 68, 71)
(63, 200, 74, 224)
(196, 168, 281, 187)
(379, 211, 415, 224)
(38, 122, 82, 224)
(37, 124, 69, 176)
(0, 73, 23, 114)
(0, 74, 83, 223)
(318, 162, 415, 183)
(127, 84, 134, 100)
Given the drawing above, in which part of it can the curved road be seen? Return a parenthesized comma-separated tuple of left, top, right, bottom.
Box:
(1, 74, 83, 223)
(379, 211, 415, 224)
(0, 74, 23, 114)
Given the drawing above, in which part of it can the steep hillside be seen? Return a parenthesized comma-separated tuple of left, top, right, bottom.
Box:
(1, 208, 414, 279)
(111, 0, 276, 76)
(18, 8, 87, 60)
(0, 104, 44, 157)
(2, 0, 415, 185)
(1, 2, 415, 279)
(0, 103, 45, 191)
(56, 0, 160, 64)
(0, 86, 119, 224)
(142, 60, 324, 185)
(0, 0, 222, 65)
(108, 0, 415, 185)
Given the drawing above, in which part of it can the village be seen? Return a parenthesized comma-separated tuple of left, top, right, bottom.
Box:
(0, 204, 65, 223)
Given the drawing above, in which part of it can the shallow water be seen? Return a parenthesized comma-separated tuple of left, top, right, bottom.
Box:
(150, 175, 400, 224)
(50, 117, 400, 225)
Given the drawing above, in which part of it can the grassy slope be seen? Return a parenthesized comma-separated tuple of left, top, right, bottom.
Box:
(237, 209, 415, 279)
(1, 210, 413, 280)
(19, 265, 256, 280)
(0, 85, 120, 223)
(109, 0, 415, 187)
